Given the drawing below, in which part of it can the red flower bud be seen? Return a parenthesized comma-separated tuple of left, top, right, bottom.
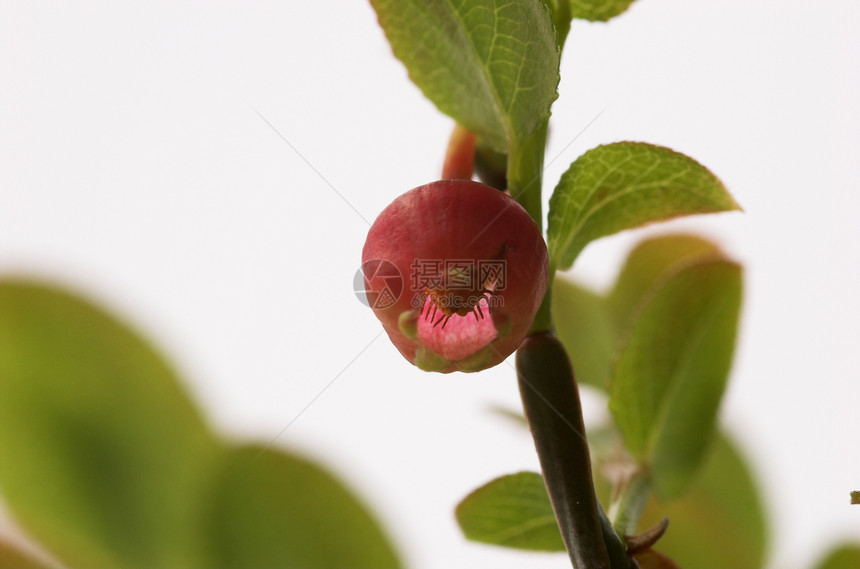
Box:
(362, 180, 548, 373)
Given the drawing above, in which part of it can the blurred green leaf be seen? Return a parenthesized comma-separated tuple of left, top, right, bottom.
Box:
(814, 543, 860, 569)
(205, 444, 402, 569)
(552, 236, 726, 392)
(488, 405, 528, 426)
(570, 0, 638, 22)
(0, 280, 220, 568)
(547, 142, 740, 271)
(454, 467, 629, 568)
(370, 0, 560, 153)
(606, 234, 723, 331)
(543, 0, 572, 48)
(608, 258, 742, 499)
(631, 548, 680, 569)
(552, 276, 616, 389)
(456, 472, 564, 551)
(636, 433, 768, 569)
(0, 539, 52, 569)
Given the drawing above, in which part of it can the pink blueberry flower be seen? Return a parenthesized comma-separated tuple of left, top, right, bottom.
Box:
(362, 180, 548, 373)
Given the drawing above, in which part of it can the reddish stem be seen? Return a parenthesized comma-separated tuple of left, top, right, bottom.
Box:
(442, 124, 476, 180)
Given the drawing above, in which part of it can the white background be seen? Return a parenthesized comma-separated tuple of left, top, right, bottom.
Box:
(1, 1, 858, 568)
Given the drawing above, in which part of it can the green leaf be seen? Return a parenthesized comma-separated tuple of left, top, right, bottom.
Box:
(370, 0, 560, 153)
(462, 430, 765, 567)
(456, 472, 564, 551)
(551, 275, 616, 389)
(570, 0, 638, 22)
(547, 142, 740, 271)
(488, 404, 528, 426)
(636, 433, 769, 569)
(607, 258, 743, 499)
(0, 539, 52, 569)
(553, 235, 730, 392)
(813, 543, 860, 569)
(205, 444, 402, 569)
(0, 280, 220, 569)
(456, 470, 632, 568)
(542, 0, 572, 48)
(607, 234, 724, 331)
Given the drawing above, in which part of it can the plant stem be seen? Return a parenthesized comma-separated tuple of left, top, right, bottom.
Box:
(530, 283, 553, 334)
(441, 123, 477, 180)
(598, 500, 636, 568)
(510, 123, 630, 567)
(507, 121, 548, 233)
(609, 469, 652, 538)
(516, 333, 612, 569)
(507, 121, 552, 333)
